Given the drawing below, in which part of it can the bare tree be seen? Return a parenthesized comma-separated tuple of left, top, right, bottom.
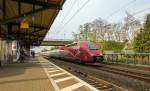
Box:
(73, 13, 142, 42)
(92, 18, 107, 41)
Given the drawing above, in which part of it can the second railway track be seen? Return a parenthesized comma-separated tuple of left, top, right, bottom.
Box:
(66, 66, 126, 91)
(43, 56, 150, 91)
(94, 64, 150, 82)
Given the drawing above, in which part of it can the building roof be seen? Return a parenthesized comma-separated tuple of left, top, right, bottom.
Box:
(0, 0, 65, 45)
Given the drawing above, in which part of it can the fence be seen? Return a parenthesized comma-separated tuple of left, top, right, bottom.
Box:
(103, 53, 150, 66)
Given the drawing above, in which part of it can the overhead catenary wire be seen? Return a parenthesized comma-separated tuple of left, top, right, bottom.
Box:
(54, 0, 78, 32)
(116, 7, 150, 23)
(106, 0, 136, 19)
(58, 0, 91, 34)
(60, 0, 78, 25)
(133, 7, 150, 15)
(58, 0, 134, 38)
(48, 0, 78, 38)
(53, 0, 135, 37)
(50, 0, 149, 39)
(107, 0, 150, 23)
(130, 7, 150, 21)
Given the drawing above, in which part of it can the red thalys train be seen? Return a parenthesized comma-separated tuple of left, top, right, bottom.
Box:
(50, 41, 104, 65)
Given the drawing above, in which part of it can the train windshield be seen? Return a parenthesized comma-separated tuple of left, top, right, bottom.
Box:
(88, 42, 97, 50)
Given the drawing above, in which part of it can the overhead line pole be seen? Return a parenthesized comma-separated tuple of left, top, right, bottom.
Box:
(106, 0, 136, 19)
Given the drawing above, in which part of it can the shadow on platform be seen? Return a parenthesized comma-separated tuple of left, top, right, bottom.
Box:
(0, 57, 42, 78)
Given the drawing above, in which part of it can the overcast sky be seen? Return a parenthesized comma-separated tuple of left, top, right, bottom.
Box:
(45, 0, 150, 40)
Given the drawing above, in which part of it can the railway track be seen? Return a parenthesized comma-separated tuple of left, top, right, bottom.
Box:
(43, 57, 127, 91)
(43, 54, 150, 80)
(95, 64, 150, 82)
(43, 56, 150, 91)
(66, 67, 125, 91)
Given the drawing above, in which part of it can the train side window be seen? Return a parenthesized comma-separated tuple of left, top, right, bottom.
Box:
(88, 42, 97, 50)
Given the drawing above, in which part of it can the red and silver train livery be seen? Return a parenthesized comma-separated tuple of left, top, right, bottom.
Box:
(50, 41, 104, 65)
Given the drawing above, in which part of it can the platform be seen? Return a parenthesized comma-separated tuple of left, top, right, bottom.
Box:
(0, 56, 99, 91)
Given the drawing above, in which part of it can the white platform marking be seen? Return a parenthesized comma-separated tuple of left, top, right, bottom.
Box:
(40, 61, 59, 91)
(48, 70, 60, 73)
(50, 72, 66, 77)
(55, 76, 73, 83)
(50, 60, 99, 91)
(48, 68, 58, 70)
(40, 57, 99, 91)
(47, 66, 55, 68)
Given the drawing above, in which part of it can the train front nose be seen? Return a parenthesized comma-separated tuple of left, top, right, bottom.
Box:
(93, 56, 104, 62)
(89, 50, 103, 62)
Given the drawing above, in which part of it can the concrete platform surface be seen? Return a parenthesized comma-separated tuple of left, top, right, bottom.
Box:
(0, 56, 99, 91)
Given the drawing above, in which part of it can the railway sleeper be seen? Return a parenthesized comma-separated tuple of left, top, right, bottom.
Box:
(85, 80, 107, 88)
(86, 79, 95, 81)
(101, 68, 150, 82)
(66, 68, 115, 91)
(95, 86, 112, 91)
(101, 88, 113, 91)
(86, 80, 99, 84)
(48, 58, 127, 91)
(97, 83, 105, 87)
(86, 81, 99, 84)
(89, 82, 99, 85)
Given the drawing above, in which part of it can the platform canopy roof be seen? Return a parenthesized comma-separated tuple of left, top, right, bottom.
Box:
(0, 0, 65, 46)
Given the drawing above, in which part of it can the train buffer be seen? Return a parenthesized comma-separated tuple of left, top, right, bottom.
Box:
(0, 56, 100, 91)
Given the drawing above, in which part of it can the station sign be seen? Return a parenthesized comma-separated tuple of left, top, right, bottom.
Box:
(20, 18, 29, 29)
